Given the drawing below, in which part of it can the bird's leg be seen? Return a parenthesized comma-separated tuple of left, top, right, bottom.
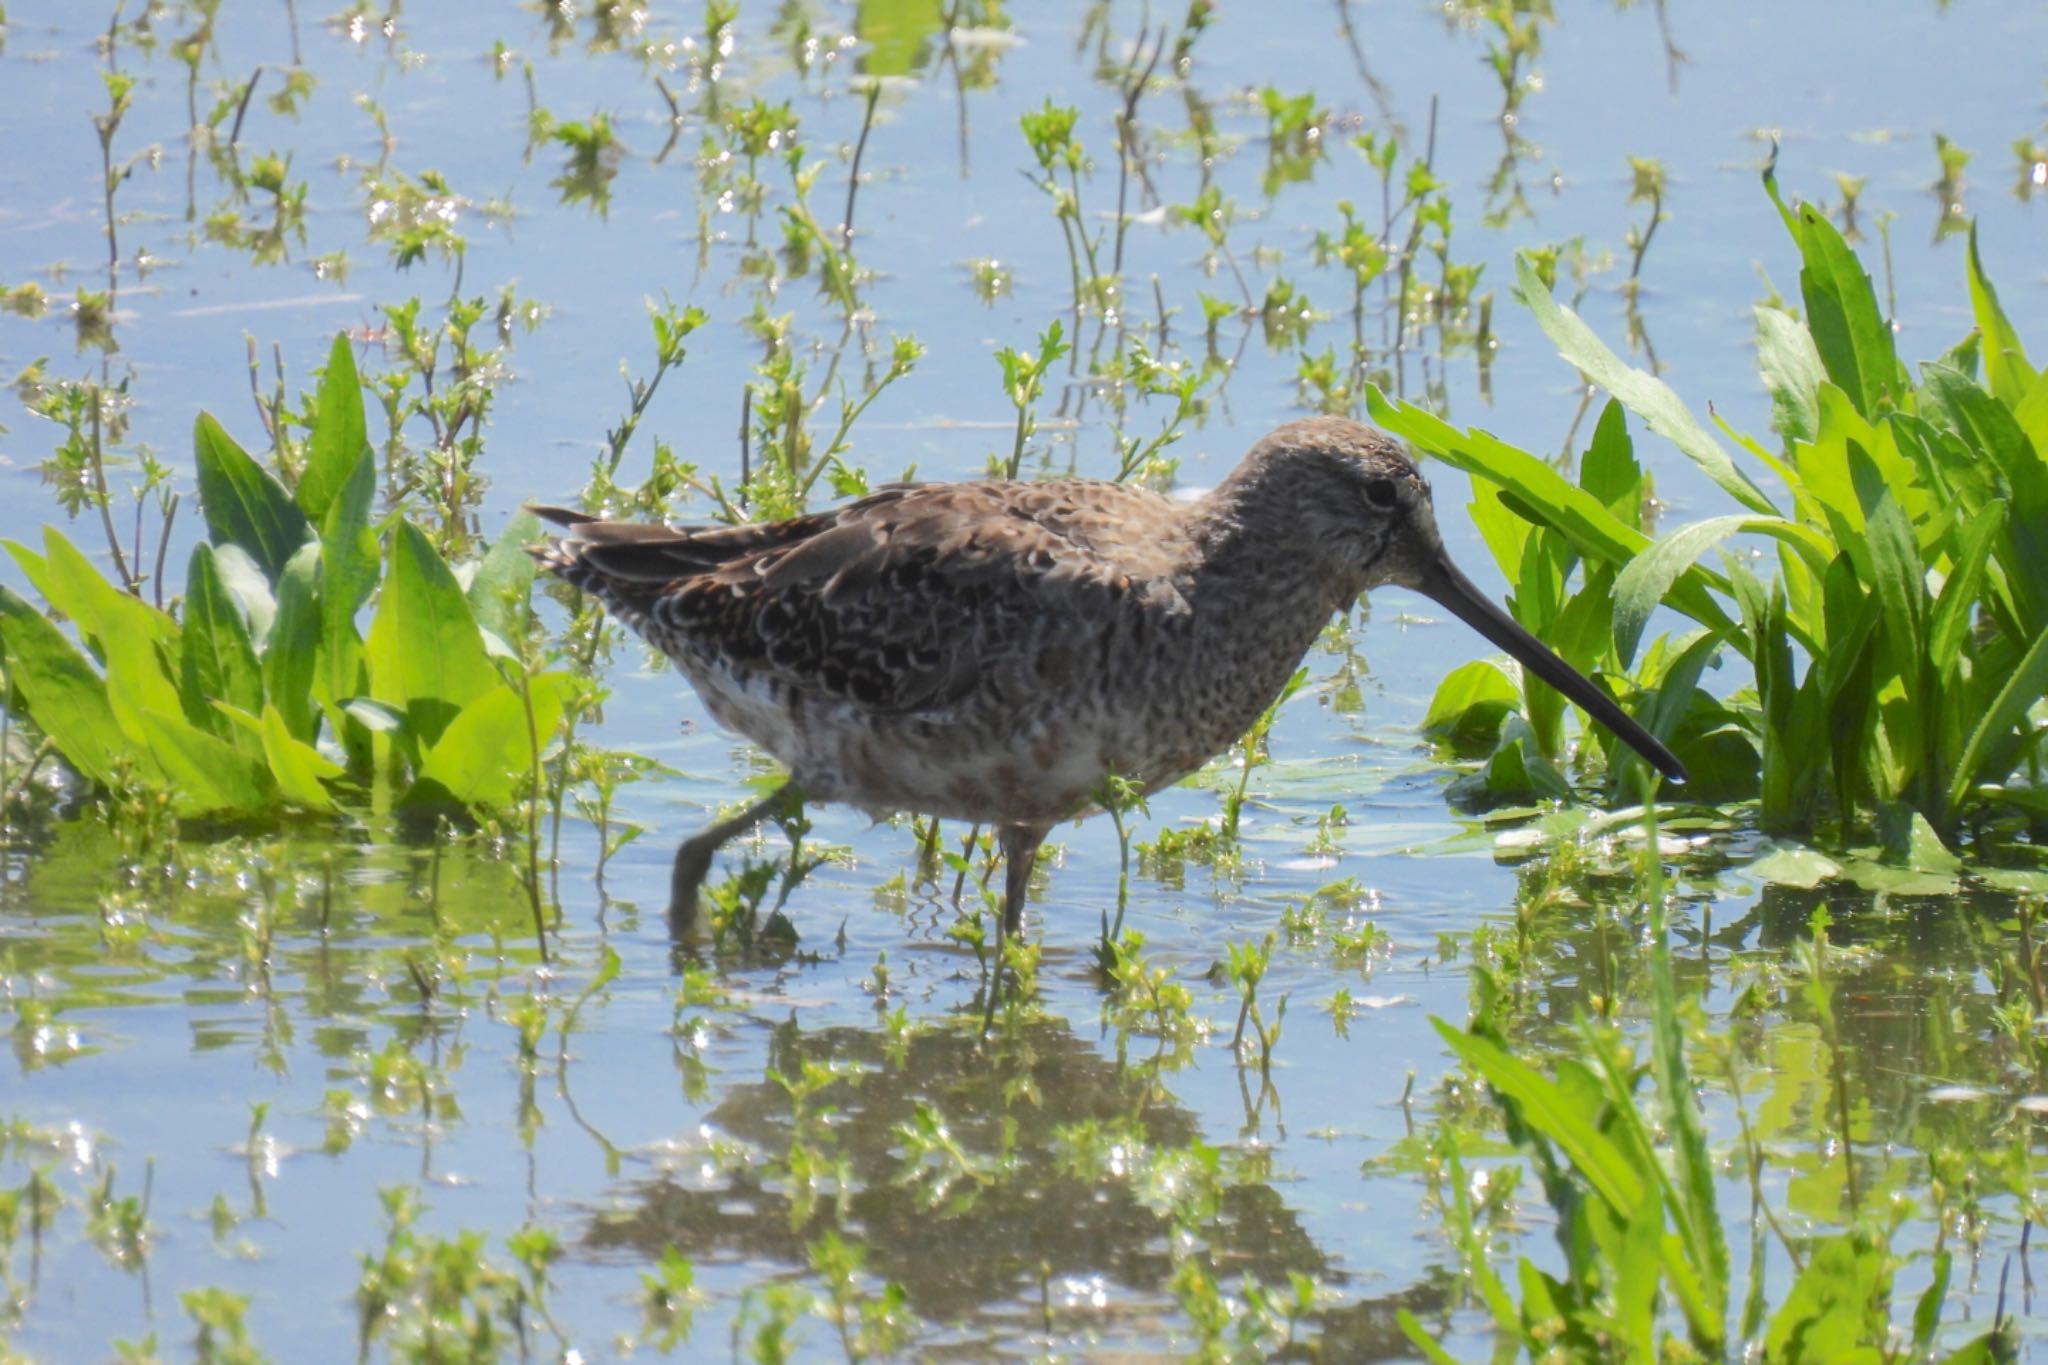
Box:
(983, 824, 1048, 1034)
(669, 780, 801, 933)
(998, 824, 1046, 937)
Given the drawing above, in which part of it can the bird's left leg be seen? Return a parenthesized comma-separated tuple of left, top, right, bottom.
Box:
(669, 780, 802, 933)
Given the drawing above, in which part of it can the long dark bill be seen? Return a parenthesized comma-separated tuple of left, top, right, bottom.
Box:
(1415, 554, 1689, 784)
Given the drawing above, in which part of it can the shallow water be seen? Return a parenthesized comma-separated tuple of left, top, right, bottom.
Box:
(1, 2, 2045, 1359)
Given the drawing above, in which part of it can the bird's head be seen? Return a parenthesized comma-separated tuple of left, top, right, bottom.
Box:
(1221, 416, 1687, 784)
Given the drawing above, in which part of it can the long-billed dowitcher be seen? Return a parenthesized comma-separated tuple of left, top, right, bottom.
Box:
(533, 416, 1684, 943)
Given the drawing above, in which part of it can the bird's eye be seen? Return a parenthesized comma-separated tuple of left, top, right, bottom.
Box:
(1365, 478, 1398, 508)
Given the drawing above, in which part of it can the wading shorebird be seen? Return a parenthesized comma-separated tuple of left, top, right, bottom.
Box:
(532, 416, 1685, 948)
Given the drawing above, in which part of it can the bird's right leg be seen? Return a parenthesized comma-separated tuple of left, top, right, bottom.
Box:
(982, 824, 1048, 1035)
(669, 780, 801, 934)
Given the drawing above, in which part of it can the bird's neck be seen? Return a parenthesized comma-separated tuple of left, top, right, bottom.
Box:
(1182, 485, 1362, 707)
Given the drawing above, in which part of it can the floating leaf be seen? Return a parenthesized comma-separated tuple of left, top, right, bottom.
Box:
(1741, 842, 1842, 889)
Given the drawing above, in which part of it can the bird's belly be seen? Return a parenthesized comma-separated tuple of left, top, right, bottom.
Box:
(685, 662, 1186, 825)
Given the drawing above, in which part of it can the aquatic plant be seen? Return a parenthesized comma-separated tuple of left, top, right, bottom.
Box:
(0, 336, 570, 821)
(1389, 170, 2048, 854)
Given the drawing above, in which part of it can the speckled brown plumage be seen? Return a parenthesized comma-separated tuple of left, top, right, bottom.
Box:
(531, 416, 1684, 940)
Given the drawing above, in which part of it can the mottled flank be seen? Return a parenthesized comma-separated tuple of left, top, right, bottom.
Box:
(531, 416, 1684, 938)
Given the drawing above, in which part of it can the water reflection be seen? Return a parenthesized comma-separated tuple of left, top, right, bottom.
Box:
(584, 1010, 1443, 1357)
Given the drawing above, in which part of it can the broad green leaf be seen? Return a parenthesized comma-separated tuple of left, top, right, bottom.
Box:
(1763, 1233, 1889, 1365)
(404, 672, 574, 811)
(298, 333, 368, 524)
(266, 543, 323, 743)
(193, 411, 312, 581)
(1900, 1252, 1949, 1358)
(1967, 223, 2036, 404)
(366, 520, 499, 752)
(1613, 514, 1829, 668)
(1917, 361, 2040, 496)
(180, 543, 265, 742)
(1613, 516, 1755, 668)
(1756, 301, 1825, 443)
(259, 703, 342, 810)
(1421, 659, 1519, 746)
(1947, 622, 2048, 816)
(138, 707, 272, 814)
(209, 543, 277, 643)
(12, 527, 179, 656)
(1791, 202, 1902, 420)
(1579, 399, 1643, 526)
(467, 509, 542, 647)
(1512, 252, 1778, 515)
(0, 584, 131, 787)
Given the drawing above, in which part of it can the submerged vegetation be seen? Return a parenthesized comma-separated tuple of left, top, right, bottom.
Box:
(0, 1, 2042, 1360)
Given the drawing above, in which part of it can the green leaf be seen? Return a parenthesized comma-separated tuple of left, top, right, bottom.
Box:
(193, 412, 312, 581)
(1434, 1019, 1645, 1212)
(319, 447, 378, 731)
(1763, 1233, 1889, 1365)
(298, 333, 368, 524)
(1756, 302, 1825, 443)
(180, 543, 265, 742)
(1393, 1311, 1460, 1365)
(1947, 622, 2048, 816)
(258, 702, 342, 810)
(266, 543, 323, 743)
(209, 543, 277, 643)
(1422, 659, 1519, 747)
(403, 673, 573, 812)
(1966, 223, 2037, 405)
(1613, 1187, 1664, 1360)
(0, 584, 132, 787)
(1612, 516, 1754, 668)
(467, 509, 542, 647)
(139, 706, 272, 814)
(1927, 501, 2002, 676)
(1791, 202, 1902, 419)
(1579, 399, 1643, 525)
(12, 528, 179, 656)
(366, 521, 499, 753)
(1512, 252, 1778, 515)
(1917, 362, 2039, 496)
